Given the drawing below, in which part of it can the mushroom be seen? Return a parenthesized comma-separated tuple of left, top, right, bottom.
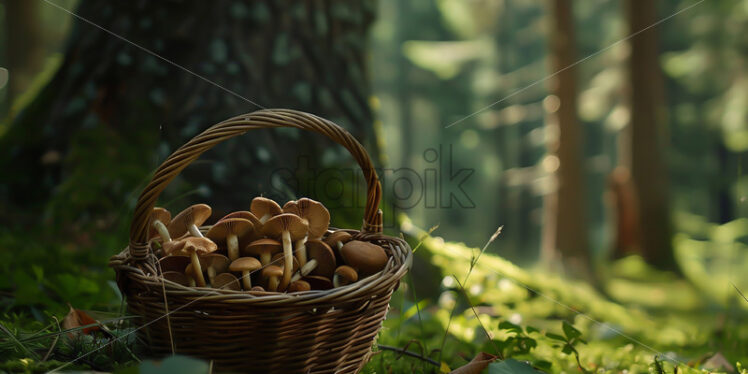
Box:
(170, 236, 217, 287)
(229, 257, 262, 290)
(340, 240, 388, 277)
(183, 263, 198, 287)
(212, 273, 241, 291)
(158, 255, 190, 274)
(162, 271, 191, 286)
(261, 265, 284, 292)
(324, 231, 352, 264)
(206, 218, 254, 261)
(168, 204, 212, 238)
(250, 285, 265, 292)
(304, 275, 333, 290)
(271, 252, 300, 275)
(298, 240, 336, 279)
(217, 210, 262, 229)
(243, 238, 282, 266)
(283, 198, 330, 267)
(262, 213, 308, 291)
(199, 253, 231, 285)
(250, 197, 282, 225)
(148, 207, 172, 242)
(333, 265, 358, 288)
(288, 280, 311, 292)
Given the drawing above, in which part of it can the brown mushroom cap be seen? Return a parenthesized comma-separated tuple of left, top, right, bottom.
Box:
(305, 240, 336, 279)
(149, 207, 172, 240)
(261, 265, 284, 291)
(288, 280, 311, 292)
(206, 218, 254, 244)
(212, 273, 241, 291)
(218, 211, 262, 229)
(158, 255, 190, 273)
(283, 198, 330, 239)
(167, 204, 212, 238)
(200, 253, 231, 274)
(340, 240, 388, 277)
(305, 275, 333, 290)
(162, 271, 191, 286)
(334, 265, 358, 287)
(250, 197, 282, 222)
(242, 238, 282, 263)
(262, 213, 308, 241)
(171, 236, 218, 257)
(324, 231, 353, 247)
(250, 285, 266, 292)
(229, 257, 262, 273)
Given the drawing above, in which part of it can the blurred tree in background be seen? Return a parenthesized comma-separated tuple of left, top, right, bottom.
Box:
(0, 0, 378, 233)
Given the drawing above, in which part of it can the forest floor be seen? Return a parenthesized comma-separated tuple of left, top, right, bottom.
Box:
(0, 216, 746, 373)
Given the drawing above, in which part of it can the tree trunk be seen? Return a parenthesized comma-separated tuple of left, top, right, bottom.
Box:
(0, 1, 378, 228)
(622, 0, 677, 271)
(5, 0, 44, 99)
(541, 0, 591, 279)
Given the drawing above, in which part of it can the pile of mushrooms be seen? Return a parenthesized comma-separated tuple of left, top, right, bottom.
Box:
(149, 197, 389, 293)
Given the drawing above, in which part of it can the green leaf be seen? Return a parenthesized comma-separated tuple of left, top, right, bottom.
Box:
(488, 359, 540, 374)
(525, 326, 540, 334)
(561, 344, 574, 355)
(498, 321, 522, 333)
(562, 321, 582, 340)
(545, 332, 567, 342)
(533, 360, 552, 371)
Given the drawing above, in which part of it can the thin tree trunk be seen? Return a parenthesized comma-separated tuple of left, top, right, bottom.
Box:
(5, 0, 44, 99)
(541, 0, 591, 279)
(622, 0, 677, 271)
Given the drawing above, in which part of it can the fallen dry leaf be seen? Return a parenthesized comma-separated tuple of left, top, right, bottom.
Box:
(450, 352, 499, 374)
(62, 304, 102, 337)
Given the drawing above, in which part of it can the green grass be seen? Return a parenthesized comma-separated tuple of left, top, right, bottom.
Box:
(0, 215, 746, 373)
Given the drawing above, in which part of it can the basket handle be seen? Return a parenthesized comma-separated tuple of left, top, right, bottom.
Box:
(128, 109, 383, 261)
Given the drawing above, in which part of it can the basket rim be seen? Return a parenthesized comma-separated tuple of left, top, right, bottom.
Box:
(110, 228, 412, 306)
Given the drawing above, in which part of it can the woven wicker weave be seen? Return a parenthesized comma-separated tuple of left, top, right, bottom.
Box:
(109, 109, 412, 373)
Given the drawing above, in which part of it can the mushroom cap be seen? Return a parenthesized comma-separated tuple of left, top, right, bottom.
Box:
(262, 213, 308, 241)
(304, 275, 333, 290)
(212, 273, 241, 291)
(340, 240, 388, 276)
(206, 218, 255, 245)
(288, 280, 311, 292)
(250, 285, 266, 292)
(162, 237, 187, 255)
(218, 211, 262, 228)
(271, 252, 300, 273)
(250, 197, 282, 219)
(305, 240, 336, 279)
(229, 257, 262, 273)
(335, 265, 359, 283)
(158, 255, 191, 273)
(167, 204, 212, 238)
(242, 238, 282, 257)
(199, 253, 231, 272)
(283, 198, 330, 239)
(324, 231, 352, 246)
(261, 265, 283, 279)
(162, 271, 191, 286)
(172, 236, 218, 256)
(148, 207, 172, 239)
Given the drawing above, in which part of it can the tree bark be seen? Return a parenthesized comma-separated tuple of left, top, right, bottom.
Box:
(541, 0, 591, 279)
(622, 0, 677, 271)
(0, 1, 378, 228)
(4, 0, 44, 99)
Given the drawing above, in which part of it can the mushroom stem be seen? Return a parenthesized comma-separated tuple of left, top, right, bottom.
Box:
(260, 252, 272, 265)
(206, 267, 217, 285)
(268, 276, 280, 292)
(300, 259, 317, 277)
(190, 251, 207, 287)
(333, 273, 342, 288)
(241, 270, 252, 290)
(280, 231, 293, 291)
(295, 236, 308, 267)
(227, 234, 239, 261)
(189, 224, 204, 238)
(259, 214, 271, 224)
(152, 220, 171, 242)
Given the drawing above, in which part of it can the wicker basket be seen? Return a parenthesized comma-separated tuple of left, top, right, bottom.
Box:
(109, 109, 412, 373)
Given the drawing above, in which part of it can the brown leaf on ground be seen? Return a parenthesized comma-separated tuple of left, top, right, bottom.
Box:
(703, 352, 735, 373)
(450, 352, 499, 374)
(61, 304, 102, 337)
